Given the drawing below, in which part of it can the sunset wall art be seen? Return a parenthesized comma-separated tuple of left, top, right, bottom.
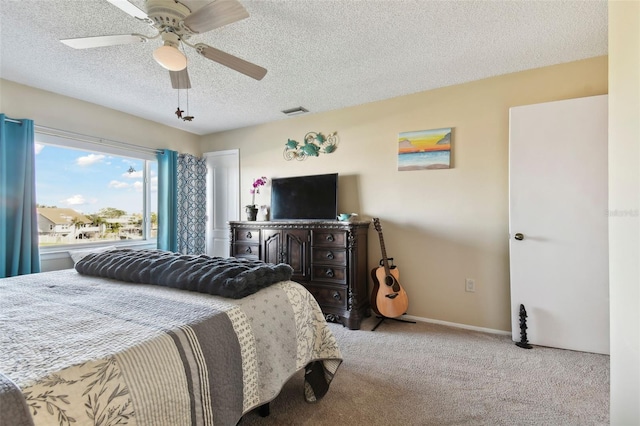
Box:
(398, 127, 452, 171)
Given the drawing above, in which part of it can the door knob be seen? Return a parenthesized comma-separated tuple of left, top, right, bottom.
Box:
(514, 233, 524, 241)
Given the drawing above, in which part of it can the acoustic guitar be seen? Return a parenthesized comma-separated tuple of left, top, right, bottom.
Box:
(370, 218, 409, 318)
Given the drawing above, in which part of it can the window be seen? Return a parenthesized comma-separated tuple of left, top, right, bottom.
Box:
(34, 131, 158, 248)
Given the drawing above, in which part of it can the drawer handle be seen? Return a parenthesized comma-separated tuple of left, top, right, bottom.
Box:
(246, 232, 252, 239)
(332, 291, 341, 300)
(245, 247, 252, 254)
(325, 268, 334, 278)
(326, 234, 334, 242)
(326, 251, 334, 260)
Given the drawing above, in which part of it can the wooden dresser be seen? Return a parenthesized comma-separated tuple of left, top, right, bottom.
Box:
(229, 220, 370, 329)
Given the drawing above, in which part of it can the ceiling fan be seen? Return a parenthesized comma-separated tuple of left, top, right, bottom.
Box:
(61, 0, 267, 89)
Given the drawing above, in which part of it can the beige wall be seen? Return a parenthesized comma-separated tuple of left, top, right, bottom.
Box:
(200, 56, 608, 332)
(0, 79, 200, 154)
(1, 59, 610, 332)
(608, 1, 640, 423)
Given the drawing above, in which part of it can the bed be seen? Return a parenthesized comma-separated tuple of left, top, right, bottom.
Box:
(0, 249, 342, 426)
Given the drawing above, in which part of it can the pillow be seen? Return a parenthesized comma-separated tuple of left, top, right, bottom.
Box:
(68, 245, 117, 265)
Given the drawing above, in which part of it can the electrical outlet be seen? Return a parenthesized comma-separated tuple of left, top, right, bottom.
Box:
(465, 278, 476, 292)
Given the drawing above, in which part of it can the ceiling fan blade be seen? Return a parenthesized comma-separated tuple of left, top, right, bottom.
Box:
(106, 0, 151, 23)
(183, 0, 249, 34)
(170, 69, 192, 89)
(61, 34, 147, 49)
(195, 43, 267, 80)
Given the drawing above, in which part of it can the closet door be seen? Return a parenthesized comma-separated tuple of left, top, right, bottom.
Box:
(509, 95, 609, 354)
(204, 149, 239, 257)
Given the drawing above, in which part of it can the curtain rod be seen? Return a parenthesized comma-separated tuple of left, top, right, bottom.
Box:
(34, 124, 164, 156)
(3, 117, 23, 124)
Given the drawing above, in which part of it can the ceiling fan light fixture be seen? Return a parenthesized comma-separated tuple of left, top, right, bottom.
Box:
(153, 44, 187, 71)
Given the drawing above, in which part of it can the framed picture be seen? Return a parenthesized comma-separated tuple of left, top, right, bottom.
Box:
(398, 127, 452, 171)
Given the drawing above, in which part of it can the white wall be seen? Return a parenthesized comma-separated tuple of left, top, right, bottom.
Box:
(608, 1, 640, 423)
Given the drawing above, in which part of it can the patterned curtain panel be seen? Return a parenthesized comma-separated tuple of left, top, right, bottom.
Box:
(176, 154, 207, 254)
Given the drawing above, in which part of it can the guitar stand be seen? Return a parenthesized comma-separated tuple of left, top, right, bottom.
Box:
(371, 314, 416, 331)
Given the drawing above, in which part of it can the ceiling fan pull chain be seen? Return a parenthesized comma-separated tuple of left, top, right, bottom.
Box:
(175, 89, 183, 120)
(182, 85, 194, 122)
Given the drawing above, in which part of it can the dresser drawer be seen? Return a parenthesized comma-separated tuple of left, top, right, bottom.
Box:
(311, 248, 346, 265)
(232, 243, 259, 259)
(311, 265, 347, 284)
(234, 229, 260, 243)
(312, 230, 347, 247)
(305, 284, 347, 309)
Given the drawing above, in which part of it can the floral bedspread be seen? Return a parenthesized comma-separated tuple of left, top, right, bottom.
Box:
(0, 269, 341, 426)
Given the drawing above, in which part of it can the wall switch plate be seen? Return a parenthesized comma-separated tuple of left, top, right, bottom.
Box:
(465, 278, 476, 292)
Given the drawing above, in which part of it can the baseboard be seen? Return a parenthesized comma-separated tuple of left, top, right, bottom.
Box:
(400, 314, 511, 336)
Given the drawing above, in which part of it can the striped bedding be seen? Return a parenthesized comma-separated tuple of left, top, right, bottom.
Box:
(0, 269, 342, 426)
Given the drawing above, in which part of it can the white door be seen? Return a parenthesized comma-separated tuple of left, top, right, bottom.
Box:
(509, 95, 609, 354)
(204, 149, 239, 257)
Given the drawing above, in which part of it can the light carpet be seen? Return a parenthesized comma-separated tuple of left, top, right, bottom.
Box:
(240, 316, 609, 425)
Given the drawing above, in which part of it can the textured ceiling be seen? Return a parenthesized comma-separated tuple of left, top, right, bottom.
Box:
(0, 0, 608, 136)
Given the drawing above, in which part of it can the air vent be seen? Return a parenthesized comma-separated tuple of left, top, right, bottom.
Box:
(281, 106, 309, 116)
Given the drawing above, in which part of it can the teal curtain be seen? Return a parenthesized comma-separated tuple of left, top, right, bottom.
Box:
(157, 149, 178, 252)
(0, 114, 40, 277)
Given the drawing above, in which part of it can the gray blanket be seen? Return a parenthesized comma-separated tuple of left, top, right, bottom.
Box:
(0, 374, 33, 426)
(75, 249, 293, 299)
(1, 269, 342, 426)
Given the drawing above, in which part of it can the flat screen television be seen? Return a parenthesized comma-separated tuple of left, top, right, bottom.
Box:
(271, 173, 338, 220)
